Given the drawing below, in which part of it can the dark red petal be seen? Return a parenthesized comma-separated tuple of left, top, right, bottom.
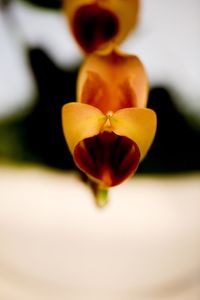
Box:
(72, 4, 119, 53)
(74, 132, 140, 187)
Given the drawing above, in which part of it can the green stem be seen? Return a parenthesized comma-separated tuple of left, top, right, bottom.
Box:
(95, 187, 109, 208)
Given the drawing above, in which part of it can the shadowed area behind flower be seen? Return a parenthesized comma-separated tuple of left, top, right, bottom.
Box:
(14, 0, 61, 9)
(0, 48, 200, 174)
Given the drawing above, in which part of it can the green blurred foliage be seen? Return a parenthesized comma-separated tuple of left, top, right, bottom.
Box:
(0, 119, 38, 163)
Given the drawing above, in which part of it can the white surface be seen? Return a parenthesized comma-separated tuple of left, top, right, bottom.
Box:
(0, 166, 200, 299)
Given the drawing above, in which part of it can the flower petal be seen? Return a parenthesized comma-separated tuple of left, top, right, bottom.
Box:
(63, 0, 139, 53)
(62, 102, 105, 153)
(74, 132, 140, 187)
(77, 48, 148, 112)
(111, 108, 157, 160)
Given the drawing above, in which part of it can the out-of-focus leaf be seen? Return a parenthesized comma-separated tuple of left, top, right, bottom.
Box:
(21, 0, 61, 9)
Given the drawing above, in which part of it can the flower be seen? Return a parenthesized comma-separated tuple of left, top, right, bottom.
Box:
(63, 0, 140, 53)
(62, 49, 156, 188)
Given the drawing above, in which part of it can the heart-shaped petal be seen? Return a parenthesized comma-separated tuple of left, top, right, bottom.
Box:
(62, 102, 105, 153)
(111, 108, 157, 160)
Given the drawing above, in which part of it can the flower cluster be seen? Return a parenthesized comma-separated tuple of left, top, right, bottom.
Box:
(62, 0, 157, 205)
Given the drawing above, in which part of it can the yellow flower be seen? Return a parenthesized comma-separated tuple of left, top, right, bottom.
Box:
(62, 49, 156, 187)
(63, 0, 140, 53)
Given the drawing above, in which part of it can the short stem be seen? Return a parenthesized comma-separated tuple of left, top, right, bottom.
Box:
(95, 186, 109, 208)
(90, 181, 109, 208)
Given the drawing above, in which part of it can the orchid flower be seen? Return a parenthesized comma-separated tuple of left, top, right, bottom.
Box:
(63, 0, 140, 53)
(62, 48, 156, 205)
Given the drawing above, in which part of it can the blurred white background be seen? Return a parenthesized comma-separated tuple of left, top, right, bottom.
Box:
(0, 1, 200, 299)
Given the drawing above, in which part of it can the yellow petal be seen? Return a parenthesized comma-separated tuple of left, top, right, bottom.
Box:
(77, 48, 148, 112)
(62, 102, 105, 153)
(111, 108, 157, 160)
(63, 0, 139, 53)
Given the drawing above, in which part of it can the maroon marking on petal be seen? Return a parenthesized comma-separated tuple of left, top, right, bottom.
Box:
(74, 132, 140, 187)
(81, 71, 110, 114)
(81, 72, 136, 114)
(118, 79, 137, 108)
(72, 4, 119, 53)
